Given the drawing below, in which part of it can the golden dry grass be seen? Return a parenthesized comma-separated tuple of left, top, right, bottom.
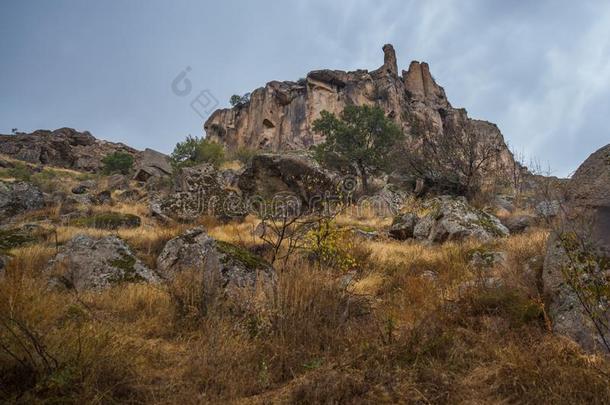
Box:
(1, 189, 608, 403)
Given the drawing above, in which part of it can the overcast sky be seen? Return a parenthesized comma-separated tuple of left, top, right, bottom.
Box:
(1, 0, 609, 177)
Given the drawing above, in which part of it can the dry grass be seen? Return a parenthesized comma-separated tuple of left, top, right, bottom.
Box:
(1, 197, 609, 403)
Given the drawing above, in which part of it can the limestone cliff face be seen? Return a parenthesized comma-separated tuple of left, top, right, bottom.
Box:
(204, 44, 514, 171)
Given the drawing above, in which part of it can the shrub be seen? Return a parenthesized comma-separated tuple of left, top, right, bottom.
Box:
(101, 152, 134, 175)
(232, 147, 257, 165)
(170, 135, 225, 169)
(229, 93, 250, 107)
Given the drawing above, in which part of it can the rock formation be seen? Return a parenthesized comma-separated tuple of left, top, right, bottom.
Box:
(156, 227, 276, 306)
(0, 181, 44, 220)
(0, 127, 138, 172)
(543, 143, 610, 353)
(390, 196, 509, 243)
(204, 45, 515, 184)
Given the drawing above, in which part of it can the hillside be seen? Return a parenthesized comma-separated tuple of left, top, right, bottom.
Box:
(0, 48, 608, 403)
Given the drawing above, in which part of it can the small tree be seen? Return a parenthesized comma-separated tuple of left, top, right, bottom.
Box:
(101, 152, 134, 175)
(229, 92, 251, 107)
(312, 105, 404, 192)
(170, 135, 225, 169)
(11, 128, 18, 134)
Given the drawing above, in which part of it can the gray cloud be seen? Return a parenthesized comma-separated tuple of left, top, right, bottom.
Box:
(1, 0, 608, 177)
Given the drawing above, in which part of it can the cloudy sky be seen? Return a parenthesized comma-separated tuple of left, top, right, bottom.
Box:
(1, 0, 609, 177)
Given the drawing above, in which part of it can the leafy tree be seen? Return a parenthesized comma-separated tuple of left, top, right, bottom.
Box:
(312, 105, 404, 192)
(11, 128, 18, 134)
(229, 93, 251, 107)
(170, 135, 225, 169)
(101, 152, 134, 175)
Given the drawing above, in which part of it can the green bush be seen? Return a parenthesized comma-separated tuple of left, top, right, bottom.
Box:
(0, 162, 33, 181)
(170, 136, 225, 169)
(101, 152, 134, 175)
(232, 147, 257, 164)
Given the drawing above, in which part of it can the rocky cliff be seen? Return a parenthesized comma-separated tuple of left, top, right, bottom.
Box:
(204, 44, 515, 176)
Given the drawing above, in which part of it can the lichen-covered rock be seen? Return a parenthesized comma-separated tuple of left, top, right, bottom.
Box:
(158, 163, 240, 220)
(543, 144, 610, 353)
(415, 196, 509, 243)
(157, 227, 276, 304)
(47, 234, 158, 290)
(389, 213, 418, 240)
(0, 181, 44, 219)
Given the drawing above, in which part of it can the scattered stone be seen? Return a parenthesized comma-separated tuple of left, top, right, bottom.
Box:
(389, 213, 418, 240)
(47, 234, 158, 290)
(95, 190, 112, 205)
(71, 180, 97, 195)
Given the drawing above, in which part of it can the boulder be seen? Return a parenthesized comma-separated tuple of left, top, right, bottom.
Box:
(502, 214, 537, 234)
(157, 227, 276, 304)
(414, 196, 509, 243)
(543, 144, 610, 353)
(71, 180, 97, 195)
(47, 234, 158, 290)
(95, 190, 112, 205)
(238, 153, 337, 210)
(133, 148, 172, 181)
(0, 181, 44, 219)
(389, 213, 418, 240)
(158, 163, 239, 220)
(106, 174, 130, 190)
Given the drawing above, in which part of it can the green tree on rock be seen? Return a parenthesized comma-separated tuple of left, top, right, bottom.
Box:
(170, 135, 225, 169)
(312, 105, 404, 192)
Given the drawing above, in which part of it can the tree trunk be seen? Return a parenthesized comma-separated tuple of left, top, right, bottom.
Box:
(358, 160, 369, 193)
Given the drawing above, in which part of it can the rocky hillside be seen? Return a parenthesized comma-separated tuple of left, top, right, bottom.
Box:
(204, 44, 515, 174)
(0, 127, 138, 172)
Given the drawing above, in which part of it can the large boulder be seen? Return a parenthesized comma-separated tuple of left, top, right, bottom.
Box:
(133, 148, 172, 181)
(543, 144, 610, 353)
(0, 181, 44, 219)
(238, 153, 338, 211)
(389, 213, 418, 240)
(47, 234, 158, 290)
(157, 227, 276, 304)
(158, 163, 240, 220)
(414, 196, 509, 243)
